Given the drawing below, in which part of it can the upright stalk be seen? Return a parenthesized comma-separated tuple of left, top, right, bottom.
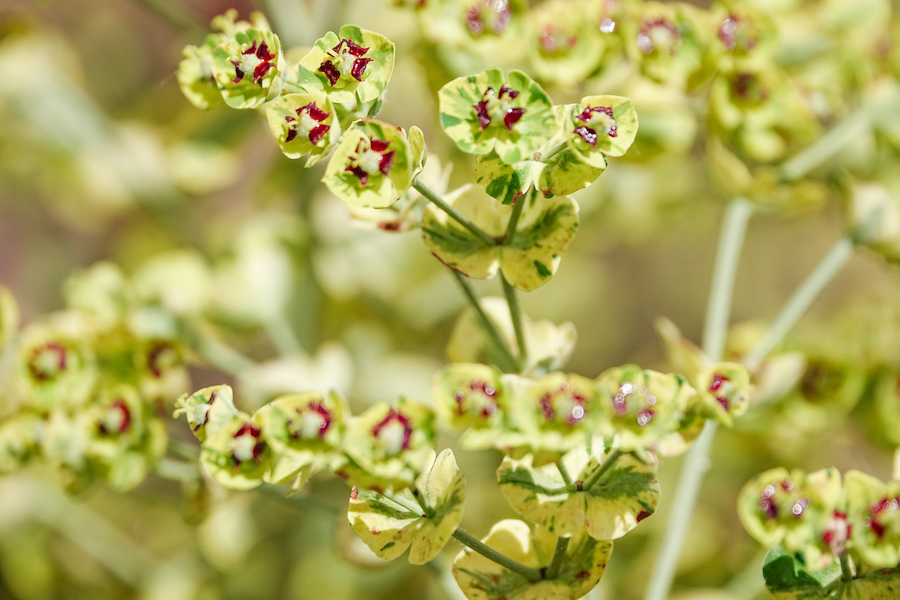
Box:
(743, 237, 854, 370)
(644, 198, 753, 600)
(452, 528, 543, 582)
(500, 190, 531, 366)
(452, 271, 521, 373)
(546, 536, 571, 579)
(780, 108, 869, 183)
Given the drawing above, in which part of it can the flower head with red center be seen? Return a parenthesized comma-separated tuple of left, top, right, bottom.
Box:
(284, 102, 332, 145)
(345, 136, 395, 187)
(538, 24, 577, 56)
(231, 422, 266, 467)
(637, 18, 681, 55)
(287, 401, 333, 440)
(98, 399, 132, 436)
(371, 408, 413, 457)
(318, 38, 373, 86)
(28, 342, 68, 382)
(473, 85, 526, 131)
(464, 0, 513, 37)
(573, 105, 617, 148)
(230, 39, 277, 85)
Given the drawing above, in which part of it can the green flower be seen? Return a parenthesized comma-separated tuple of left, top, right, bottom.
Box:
(565, 95, 639, 167)
(339, 398, 437, 492)
(526, 1, 606, 87)
(296, 25, 395, 104)
(0, 411, 43, 474)
(738, 467, 843, 566)
(842, 470, 900, 569)
(16, 311, 98, 411)
(348, 449, 466, 564)
(452, 519, 612, 600)
(177, 34, 225, 110)
(201, 410, 271, 490)
(432, 363, 509, 431)
(848, 183, 900, 263)
(623, 2, 708, 89)
(211, 28, 285, 109)
(83, 385, 167, 492)
(694, 362, 751, 426)
(421, 185, 579, 292)
(323, 120, 425, 208)
(512, 372, 604, 465)
(594, 365, 699, 458)
(266, 93, 341, 165)
(255, 391, 349, 492)
(498, 442, 660, 540)
(174, 384, 239, 443)
(439, 68, 558, 164)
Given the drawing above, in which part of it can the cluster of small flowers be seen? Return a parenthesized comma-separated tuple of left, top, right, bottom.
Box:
(0, 264, 190, 492)
(740, 467, 900, 578)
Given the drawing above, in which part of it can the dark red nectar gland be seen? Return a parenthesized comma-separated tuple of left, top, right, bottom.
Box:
(146, 342, 175, 378)
(284, 103, 331, 144)
(318, 38, 372, 86)
(28, 342, 68, 381)
(288, 401, 333, 440)
(538, 24, 577, 55)
(454, 380, 499, 418)
(345, 137, 395, 187)
(473, 85, 525, 131)
(708, 373, 731, 411)
(573, 106, 617, 147)
(538, 384, 588, 426)
(231, 423, 266, 467)
(230, 40, 277, 85)
(99, 399, 132, 435)
(371, 409, 413, 456)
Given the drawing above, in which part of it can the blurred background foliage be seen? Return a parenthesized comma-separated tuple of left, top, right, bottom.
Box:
(1, 0, 900, 599)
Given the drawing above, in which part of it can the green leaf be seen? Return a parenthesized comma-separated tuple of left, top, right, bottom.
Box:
(348, 449, 466, 564)
(763, 545, 900, 600)
(474, 150, 544, 205)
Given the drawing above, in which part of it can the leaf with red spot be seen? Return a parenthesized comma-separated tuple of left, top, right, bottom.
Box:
(452, 519, 612, 600)
(296, 25, 394, 104)
(348, 449, 466, 564)
(497, 442, 660, 541)
(211, 28, 285, 109)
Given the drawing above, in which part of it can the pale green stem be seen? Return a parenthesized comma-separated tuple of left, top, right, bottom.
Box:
(451, 271, 520, 373)
(546, 536, 570, 580)
(644, 198, 753, 600)
(168, 437, 200, 461)
(556, 460, 576, 492)
(840, 554, 854, 581)
(702, 198, 754, 362)
(503, 190, 528, 241)
(414, 178, 497, 247)
(502, 275, 529, 366)
(743, 237, 854, 371)
(155, 457, 199, 482)
(582, 449, 623, 492)
(780, 108, 870, 183)
(452, 528, 543, 582)
(264, 317, 305, 356)
(539, 139, 568, 163)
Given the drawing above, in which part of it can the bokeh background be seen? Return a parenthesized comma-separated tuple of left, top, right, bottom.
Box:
(2, 0, 900, 599)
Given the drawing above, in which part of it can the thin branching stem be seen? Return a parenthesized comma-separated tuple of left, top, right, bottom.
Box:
(414, 178, 497, 247)
(502, 275, 528, 366)
(451, 271, 520, 373)
(582, 449, 623, 492)
(644, 197, 753, 600)
(452, 528, 543, 582)
(556, 460, 576, 492)
(546, 536, 570, 580)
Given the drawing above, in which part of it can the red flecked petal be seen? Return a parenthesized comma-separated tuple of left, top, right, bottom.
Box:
(473, 103, 491, 129)
(308, 124, 329, 145)
(574, 125, 599, 147)
(351, 57, 372, 81)
(318, 61, 341, 86)
(378, 150, 395, 175)
(504, 107, 526, 130)
(370, 138, 390, 152)
(230, 60, 244, 84)
(346, 165, 370, 186)
(302, 102, 330, 122)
